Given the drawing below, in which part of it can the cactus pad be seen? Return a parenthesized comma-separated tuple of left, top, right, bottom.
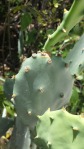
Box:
(4, 78, 15, 100)
(65, 34, 84, 75)
(35, 109, 84, 149)
(12, 52, 73, 126)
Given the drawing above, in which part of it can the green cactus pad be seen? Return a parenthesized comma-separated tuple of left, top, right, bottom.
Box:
(13, 52, 73, 127)
(43, 0, 84, 51)
(8, 117, 31, 149)
(35, 109, 84, 149)
(4, 78, 15, 100)
(65, 34, 84, 75)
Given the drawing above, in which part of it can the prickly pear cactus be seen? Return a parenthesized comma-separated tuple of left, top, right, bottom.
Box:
(43, 0, 84, 51)
(35, 109, 84, 149)
(7, 117, 31, 149)
(65, 34, 84, 75)
(12, 52, 73, 127)
(2, 0, 84, 148)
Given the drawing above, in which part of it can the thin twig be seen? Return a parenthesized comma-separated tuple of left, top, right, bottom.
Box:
(8, 1, 11, 56)
(2, 18, 7, 77)
(0, 77, 5, 82)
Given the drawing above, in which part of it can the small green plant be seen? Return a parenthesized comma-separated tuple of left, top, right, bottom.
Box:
(0, 0, 84, 149)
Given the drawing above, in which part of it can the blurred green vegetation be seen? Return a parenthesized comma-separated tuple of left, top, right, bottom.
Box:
(0, 83, 5, 113)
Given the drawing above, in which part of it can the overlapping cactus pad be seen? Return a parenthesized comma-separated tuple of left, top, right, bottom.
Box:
(35, 109, 84, 149)
(4, 78, 14, 100)
(11, 52, 73, 126)
(65, 34, 84, 75)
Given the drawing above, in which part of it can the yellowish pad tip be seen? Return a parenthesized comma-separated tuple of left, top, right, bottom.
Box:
(6, 132, 11, 139)
(28, 111, 32, 115)
(35, 135, 39, 139)
(41, 52, 49, 58)
(80, 113, 84, 118)
(64, 8, 68, 13)
(48, 34, 51, 39)
(47, 141, 51, 146)
(24, 66, 30, 72)
(12, 94, 16, 98)
(47, 59, 52, 64)
(1, 136, 6, 140)
(37, 115, 41, 119)
(73, 126, 79, 131)
(62, 28, 67, 33)
(47, 108, 50, 112)
(62, 107, 66, 111)
(12, 75, 16, 79)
